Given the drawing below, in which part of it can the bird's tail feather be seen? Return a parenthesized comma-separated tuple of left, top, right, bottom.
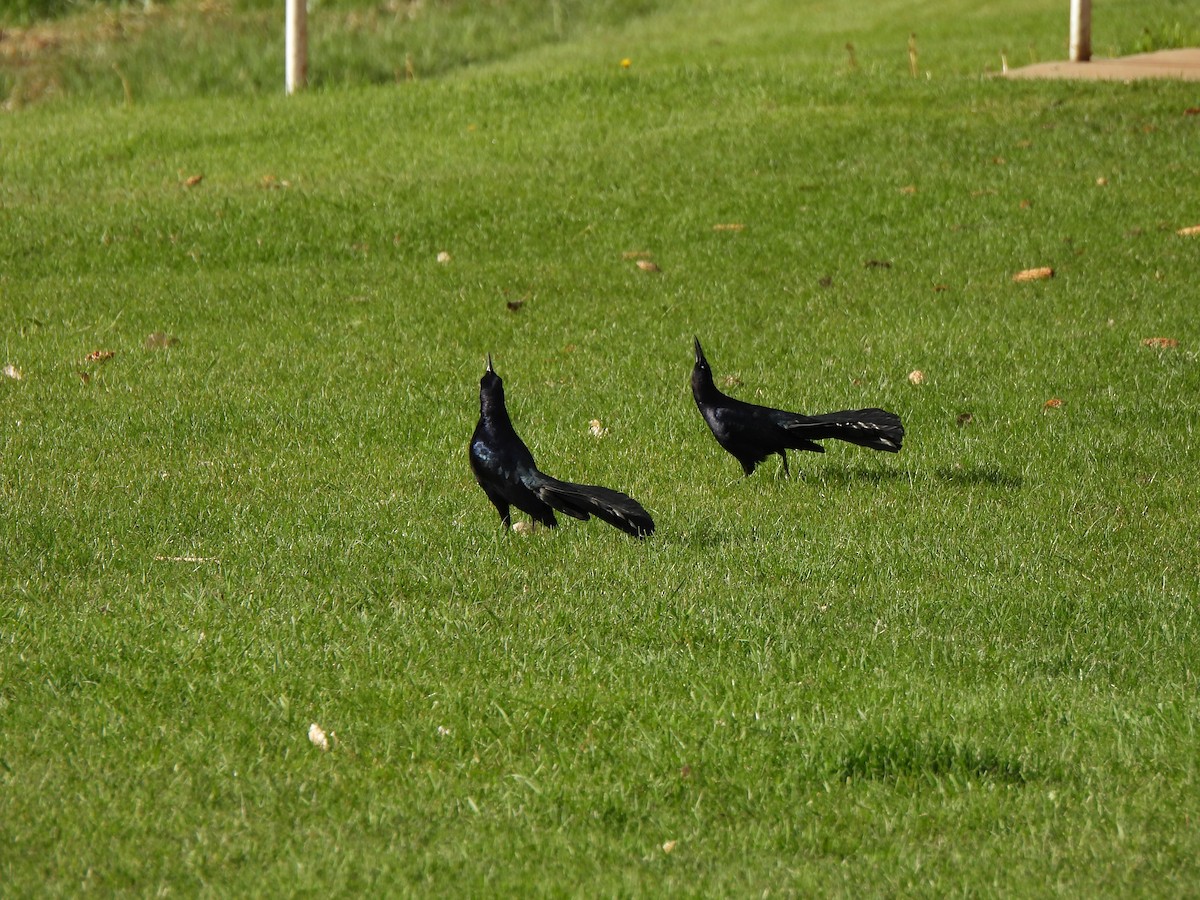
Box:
(534, 476, 655, 538)
(787, 408, 905, 453)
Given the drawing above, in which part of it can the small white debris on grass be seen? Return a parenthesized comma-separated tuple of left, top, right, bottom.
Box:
(588, 418, 609, 438)
(908, 369, 925, 385)
(308, 722, 330, 751)
(436, 251, 452, 263)
(662, 839, 678, 854)
(437, 725, 452, 737)
(2, 364, 22, 380)
(513, 521, 535, 535)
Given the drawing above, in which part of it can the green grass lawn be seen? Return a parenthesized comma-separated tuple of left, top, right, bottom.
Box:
(3, 0, 1200, 893)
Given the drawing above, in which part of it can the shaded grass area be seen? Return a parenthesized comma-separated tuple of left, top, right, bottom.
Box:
(3, 0, 1200, 893)
(0, 0, 664, 106)
(3, 0, 1200, 108)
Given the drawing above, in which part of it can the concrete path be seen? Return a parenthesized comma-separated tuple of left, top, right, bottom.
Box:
(1004, 48, 1200, 81)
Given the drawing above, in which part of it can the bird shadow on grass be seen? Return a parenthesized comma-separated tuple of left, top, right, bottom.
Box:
(665, 520, 752, 550)
(796, 464, 914, 487)
(786, 463, 1025, 491)
(834, 729, 1035, 785)
(933, 465, 1024, 490)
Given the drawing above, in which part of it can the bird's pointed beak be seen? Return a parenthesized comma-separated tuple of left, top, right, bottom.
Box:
(693, 336, 706, 366)
(485, 353, 494, 374)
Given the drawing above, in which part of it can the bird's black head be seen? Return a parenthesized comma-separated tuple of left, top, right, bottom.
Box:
(480, 353, 506, 410)
(691, 336, 717, 398)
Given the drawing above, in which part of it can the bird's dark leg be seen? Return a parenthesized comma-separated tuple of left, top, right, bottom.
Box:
(532, 509, 558, 529)
(489, 500, 512, 529)
(779, 450, 790, 479)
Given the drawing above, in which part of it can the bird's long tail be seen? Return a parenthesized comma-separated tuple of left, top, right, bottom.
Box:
(790, 408, 905, 453)
(533, 476, 655, 538)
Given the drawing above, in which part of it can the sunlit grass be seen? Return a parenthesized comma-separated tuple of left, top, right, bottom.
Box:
(2, 0, 1200, 894)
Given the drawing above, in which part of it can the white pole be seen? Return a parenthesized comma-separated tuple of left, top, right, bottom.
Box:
(1069, 0, 1091, 63)
(286, 0, 308, 94)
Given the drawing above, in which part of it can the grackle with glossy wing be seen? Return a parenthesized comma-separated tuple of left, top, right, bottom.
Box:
(691, 337, 904, 477)
(469, 355, 654, 537)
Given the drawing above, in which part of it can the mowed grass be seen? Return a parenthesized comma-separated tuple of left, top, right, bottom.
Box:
(3, 0, 1200, 893)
